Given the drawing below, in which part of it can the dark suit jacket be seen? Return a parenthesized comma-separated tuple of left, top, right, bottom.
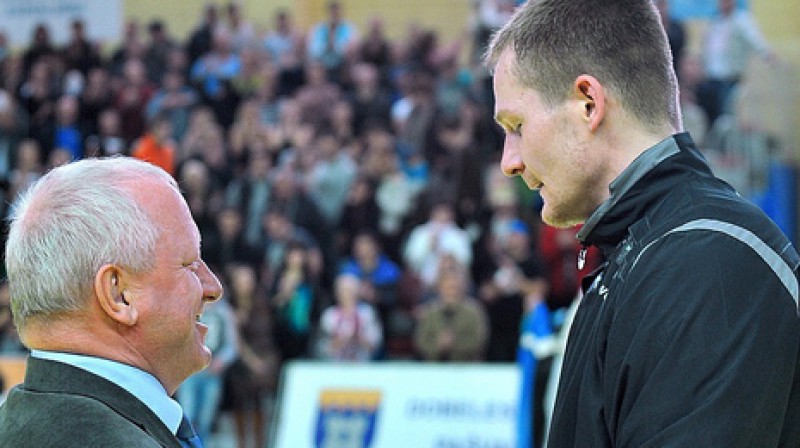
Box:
(0, 356, 184, 447)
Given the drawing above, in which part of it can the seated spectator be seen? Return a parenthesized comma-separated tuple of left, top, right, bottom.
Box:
(9, 139, 44, 201)
(317, 273, 383, 361)
(145, 70, 198, 142)
(403, 201, 473, 292)
(0, 281, 25, 354)
(17, 60, 58, 156)
(340, 231, 401, 324)
(143, 20, 178, 84)
(338, 175, 380, 254)
(306, 129, 357, 228)
(0, 88, 27, 182)
(224, 149, 273, 246)
(53, 95, 84, 161)
(225, 264, 280, 448)
(79, 67, 113, 136)
(203, 206, 265, 276)
(131, 113, 176, 176)
(61, 19, 101, 75)
(481, 218, 548, 362)
(306, 0, 359, 79)
(114, 58, 155, 142)
(269, 240, 322, 361)
(294, 61, 342, 128)
(414, 263, 488, 362)
(190, 27, 242, 129)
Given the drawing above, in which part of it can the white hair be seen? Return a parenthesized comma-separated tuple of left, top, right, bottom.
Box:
(5, 157, 178, 327)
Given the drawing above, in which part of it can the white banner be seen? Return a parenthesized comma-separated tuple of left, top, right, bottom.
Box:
(273, 361, 520, 448)
(0, 0, 122, 47)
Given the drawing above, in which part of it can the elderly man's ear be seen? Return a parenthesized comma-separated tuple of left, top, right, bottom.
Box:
(95, 265, 138, 326)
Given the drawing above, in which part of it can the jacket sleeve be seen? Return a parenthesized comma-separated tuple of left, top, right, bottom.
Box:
(605, 231, 800, 448)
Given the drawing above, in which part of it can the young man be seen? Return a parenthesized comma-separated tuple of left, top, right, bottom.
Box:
(0, 157, 223, 447)
(485, 1, 799, 446)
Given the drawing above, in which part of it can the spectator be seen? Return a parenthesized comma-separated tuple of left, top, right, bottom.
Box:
(17, 60, 58, 156)
(537, 225, 600, 310)
(414, 263, 489, 362)
(317, 273, 383, 361)
(348, 62, 393, 136)
(0, 31, 9, 67)
(267, 169, 334, 279)
(295, 61, 343, 128)
(61, 19, 101, 76)
(8, 139, 43, 201)
(306, 130, 357, 228)
(114, 58, 155, 142)
(191, 27, 242, 129)
(0, 89, 28, 182)
(370, 134, 421, 260)
(53, 95, 84, 161)
(186, 3, 220, 66)
(224, 148, 273, 246)
(263, 9, 305, 97)
(0, 281, 25, 354)
(469, 0, 516, 65)
(357, 17, 393, 83)
(307, 0, 359, 79)
(85, 108, 126, 157)
(225, 264, 280, 448)
(109, 20, 143, 76)
(269, 240, 321, 361)
(517, 293, 558, 448)
(79, 67, 113, 137)
(655, 0, 686, 81)
(21, 24, 57, 78)
(340, 231, 402, 330)
(700, 0, 776, 125)
(203, 206, 264, 277)
(181, 105, 223, 163)
(338, 175, 380, 254)
(178, 158, 224, 249)
(144, 20, 178, 84)
(228, 98, 270, 169)
(479, 219, 548, 363)
(145, 69, 199, 142)
(224, 1, 257, 52)
(402, 201, 473, 292)
(131, 113, 176, 176)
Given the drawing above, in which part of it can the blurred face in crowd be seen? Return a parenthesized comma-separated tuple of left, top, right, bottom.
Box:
(353, 234, 379, 269)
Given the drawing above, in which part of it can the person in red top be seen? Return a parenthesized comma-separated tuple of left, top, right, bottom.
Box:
(538, 224, 601, 310)
(131, 113, 176, 176)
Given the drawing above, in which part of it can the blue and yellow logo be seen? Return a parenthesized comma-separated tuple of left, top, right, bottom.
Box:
(315, 389, 382, 448)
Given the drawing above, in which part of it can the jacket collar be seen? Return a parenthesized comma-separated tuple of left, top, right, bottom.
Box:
(22, 356, 183, 447)
(577, 133, 708, 249)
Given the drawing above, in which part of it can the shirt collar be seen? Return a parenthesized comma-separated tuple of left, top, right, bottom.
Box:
(30, 350, 183, 434)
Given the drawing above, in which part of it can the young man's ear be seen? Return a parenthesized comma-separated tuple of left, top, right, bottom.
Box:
(574, 74, 606, 132)
(94, 264, 138, 326)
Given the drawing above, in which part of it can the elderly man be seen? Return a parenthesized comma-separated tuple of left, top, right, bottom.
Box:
(0, 157, 222, 447)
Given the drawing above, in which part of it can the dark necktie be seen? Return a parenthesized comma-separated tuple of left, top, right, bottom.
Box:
(176, 414, 203, 448)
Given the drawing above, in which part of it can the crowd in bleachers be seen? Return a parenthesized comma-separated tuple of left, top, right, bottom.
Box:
(0, 0, 783, 445)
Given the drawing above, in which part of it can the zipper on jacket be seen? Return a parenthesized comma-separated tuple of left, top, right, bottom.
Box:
(578, 246, 587, 270)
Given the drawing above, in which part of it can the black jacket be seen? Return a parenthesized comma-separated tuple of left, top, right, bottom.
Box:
(548, 133, 800, 447)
